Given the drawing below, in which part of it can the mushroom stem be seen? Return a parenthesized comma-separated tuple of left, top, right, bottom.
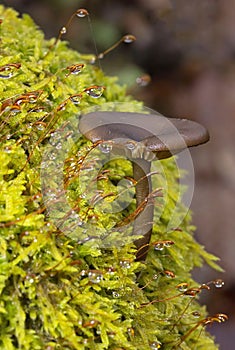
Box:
(133, 159, 154, 261)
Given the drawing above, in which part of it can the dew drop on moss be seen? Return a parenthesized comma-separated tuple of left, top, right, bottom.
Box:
(125, 140, 137, 150)
(88, 270, 103, 283)
(112, 291, 120, 298)
(150, 341, 162, 349)
(98, 142, 112, 154)
(119, 260, 131, 269)
(0, 71, 14, 79)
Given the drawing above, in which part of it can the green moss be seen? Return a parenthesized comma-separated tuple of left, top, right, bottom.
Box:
(0, 6, 224, 350)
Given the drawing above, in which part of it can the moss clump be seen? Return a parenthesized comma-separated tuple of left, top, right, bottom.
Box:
(0, 6, 224, 350)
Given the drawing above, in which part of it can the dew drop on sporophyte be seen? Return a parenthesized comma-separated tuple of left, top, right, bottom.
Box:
(122, 34, 136, 44)
(60, 26, 67, 35)
(176, 282, 188, 292)
(56, 100, 68, 111)
(164, 270, 175, 278)
(136, 74, 151, 87)
(98, 142, 113, 154)
(213, 279, 225, 288)
(8, 105, 21, 114)
(149, 341, 162, 349)
(215, 313, 228, 322)
(154, 242, 164, 251)
(95, 34, 136, 61)
(66, 63, 85, 76)
(88, 270, 104, 283)
(192, 311, 201, 318)
(69, 94, 83, 105)
(163, 240, 175, 247)
(0, 63, 21, 79)
(76, 9, 89, 18)
(84, 85, 105, 98)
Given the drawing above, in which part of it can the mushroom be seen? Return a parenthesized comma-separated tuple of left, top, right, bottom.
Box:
(79, 111, 209, 260)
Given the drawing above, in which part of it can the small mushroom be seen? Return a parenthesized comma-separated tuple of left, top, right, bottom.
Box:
(79, 111, 209, 260)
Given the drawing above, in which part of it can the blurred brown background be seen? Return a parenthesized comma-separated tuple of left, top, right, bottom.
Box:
(3, 0, 235, 348)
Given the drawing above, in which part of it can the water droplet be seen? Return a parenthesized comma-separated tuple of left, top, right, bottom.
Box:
(69, 94, 82, 105)
(48, 152, 56, 160)
(153, 274, 159, 280)
(76, 9, 89, 18)
(55, 142, 62, 150)
(29, 107, 45, 113)
(112, 291, 120, 298)
(164, 270, 175, 278)
(176, 282, 188, 292)
(154, 243, 164, 251)
(97, 53, 104, 59)
(60, 26, 67, 34)
(89, 55, 96, 64)
(150, 341, 162, 349)
(36, 123, 46, 131)
(136, 74, 151, 87)
(0, 63, 21, 79)
(200, 283, 210, 290)
(107, 266, 115, 274)
(26, 274, 35, 284)
(84, 85, 104, 98)
(9, 105, 21, 114)
(66, 64, 85, 76)
(83, 319, 99, 328)
(88, 270, 103, 283)
(213, 279, 225, 288)
(0, 71, 13, 79)
(98, 142, 112, 154)
(57, 100, 68, 111)
(163, 240, 174, 247)
(183, 287, 200, 297)
(122, 34, 136, 44)
(119, 260, 131, 269)
(4, 146, 12, 153)
(127, 327, 134, 337)
(192, 311, 201, 318)
(15, 97, 29, 105)
(125, 140, 137, 150)
(216, 313, 228, 322)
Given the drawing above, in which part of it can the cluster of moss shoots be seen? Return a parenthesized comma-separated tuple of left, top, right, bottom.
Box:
(0, 5, 228, 350)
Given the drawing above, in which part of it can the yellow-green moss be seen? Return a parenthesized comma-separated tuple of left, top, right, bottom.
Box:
(0, 6, 223, 350)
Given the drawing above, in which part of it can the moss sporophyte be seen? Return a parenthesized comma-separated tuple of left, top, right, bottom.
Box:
(0, 5, 227, 350)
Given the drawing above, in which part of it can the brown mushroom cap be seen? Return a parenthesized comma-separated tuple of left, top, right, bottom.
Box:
(79, 111, 209, 160)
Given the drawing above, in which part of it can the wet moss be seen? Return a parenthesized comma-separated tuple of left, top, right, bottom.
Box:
(0, 6, 223, 350)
